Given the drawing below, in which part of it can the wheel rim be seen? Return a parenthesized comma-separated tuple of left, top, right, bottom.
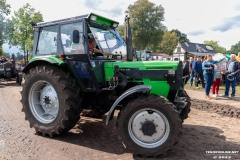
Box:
(128, 108, 170, 148)
(29, 80, 59, 124)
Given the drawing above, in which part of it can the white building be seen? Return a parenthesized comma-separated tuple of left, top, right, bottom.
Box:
(173, 42, 216, 61)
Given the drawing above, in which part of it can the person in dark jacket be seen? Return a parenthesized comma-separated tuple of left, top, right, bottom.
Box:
(224, 54, 240, 98)
(193, 56, 205, 89)
(189, 56, 196, 86)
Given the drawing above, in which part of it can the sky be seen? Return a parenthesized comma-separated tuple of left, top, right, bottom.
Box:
(4, 0, 240, 52)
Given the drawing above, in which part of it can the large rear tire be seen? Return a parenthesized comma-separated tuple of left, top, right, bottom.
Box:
(117, 95, 182, 157)
(21, 65, 82, 137)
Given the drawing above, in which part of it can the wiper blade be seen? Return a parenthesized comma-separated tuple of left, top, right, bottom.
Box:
(102, 24, 120, 41)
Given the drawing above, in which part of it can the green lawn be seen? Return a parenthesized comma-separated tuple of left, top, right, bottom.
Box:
(185, 82, 240, 96)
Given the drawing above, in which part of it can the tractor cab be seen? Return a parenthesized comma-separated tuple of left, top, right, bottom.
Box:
(28, 13, 127, 91)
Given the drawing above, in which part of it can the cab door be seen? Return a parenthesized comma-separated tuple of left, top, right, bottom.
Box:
(60, 21, 97, 91)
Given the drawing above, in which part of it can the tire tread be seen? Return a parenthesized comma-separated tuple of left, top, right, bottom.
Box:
(117, 95, 182, 157)
(21, 65, 82, 137)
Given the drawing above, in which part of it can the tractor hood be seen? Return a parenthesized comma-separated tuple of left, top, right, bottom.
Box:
(104, 61, 179, 78)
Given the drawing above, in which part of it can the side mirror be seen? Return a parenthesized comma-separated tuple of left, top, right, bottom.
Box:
(73, 30, 80, 43)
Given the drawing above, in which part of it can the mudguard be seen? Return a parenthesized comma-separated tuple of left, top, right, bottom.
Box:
(22, 56, 63, 73)
(105, 85, 151, 125)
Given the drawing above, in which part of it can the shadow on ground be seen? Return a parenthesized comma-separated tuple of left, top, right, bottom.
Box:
(214, 96, 240, 103)
(52, 116, 240, 159)
(0, 81, 21, 88)
(54, 116, 126, 155)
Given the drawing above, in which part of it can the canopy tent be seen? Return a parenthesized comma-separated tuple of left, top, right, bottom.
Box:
(212, 53, 229, 71)
(212, 53, 230, 61)
(224, 54, 230, 60)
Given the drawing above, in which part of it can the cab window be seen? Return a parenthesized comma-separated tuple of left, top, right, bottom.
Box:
(37, 25, 58, 55)
(60, 22, 84, 54)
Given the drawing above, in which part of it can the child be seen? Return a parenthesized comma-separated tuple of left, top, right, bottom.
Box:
(212, 63, 222, 97)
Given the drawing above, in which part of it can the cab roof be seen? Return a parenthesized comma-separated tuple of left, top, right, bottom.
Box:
(36, 13, 119, 28)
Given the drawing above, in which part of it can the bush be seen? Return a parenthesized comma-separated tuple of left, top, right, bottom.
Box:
(0, 47, 3, 56)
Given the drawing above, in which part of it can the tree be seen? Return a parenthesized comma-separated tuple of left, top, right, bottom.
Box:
(0, 0, 11, 49)
(204, 40, 226, 53)
(117, 25, 125, 37)
(10, 3, 43, 57)
(0, 47, 3, 56)
(159, 31, 178, 55)
(4, 19, 14, 45)
(127, 0, 165, 52)
(170, 29, 189, 43)
(228, 41, 240, 55)
(5, 52, 10, 58)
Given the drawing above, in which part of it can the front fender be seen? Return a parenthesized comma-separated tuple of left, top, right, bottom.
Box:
(105, 85, 151, 125)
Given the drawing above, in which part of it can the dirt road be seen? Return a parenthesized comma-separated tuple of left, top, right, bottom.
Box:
(0, 82, 239, 160)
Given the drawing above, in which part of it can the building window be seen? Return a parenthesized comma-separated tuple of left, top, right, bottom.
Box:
(177, 47, 181, 53)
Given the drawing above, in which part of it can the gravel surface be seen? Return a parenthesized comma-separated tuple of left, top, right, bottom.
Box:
(0, 82, 239, 160)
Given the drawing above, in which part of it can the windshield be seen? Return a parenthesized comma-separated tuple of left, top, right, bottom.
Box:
(89, 25, 126, 56)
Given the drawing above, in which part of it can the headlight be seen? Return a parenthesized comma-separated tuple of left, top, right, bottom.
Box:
(90, 15, 97, 21)
(112, 23, 118, 28)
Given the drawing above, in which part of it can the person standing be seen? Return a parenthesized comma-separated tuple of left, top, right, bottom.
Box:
(224, 54, 240, 98)
(189, 56, 196, 86)
(202, 55, 225, 100)
(236, 52, 240, 84)
(212, 62, 222, 97)
(193, 56, 205, 89)
(236, 52, 240, 62)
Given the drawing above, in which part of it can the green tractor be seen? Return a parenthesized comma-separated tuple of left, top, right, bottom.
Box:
(21, 13, 191, 157)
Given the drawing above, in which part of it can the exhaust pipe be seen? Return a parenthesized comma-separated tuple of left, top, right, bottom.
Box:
(125, 15, 133, 61)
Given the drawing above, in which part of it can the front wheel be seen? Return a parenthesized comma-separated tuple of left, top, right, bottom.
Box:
(117, 95, 182, 157)
(21, 66, 82, 137)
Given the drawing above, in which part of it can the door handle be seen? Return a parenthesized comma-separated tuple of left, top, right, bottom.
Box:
(66, 56, 73, 60)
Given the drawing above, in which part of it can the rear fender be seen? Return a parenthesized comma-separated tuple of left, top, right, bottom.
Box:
(105, 85, 151, 125)
(22, 57, 63, 73)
